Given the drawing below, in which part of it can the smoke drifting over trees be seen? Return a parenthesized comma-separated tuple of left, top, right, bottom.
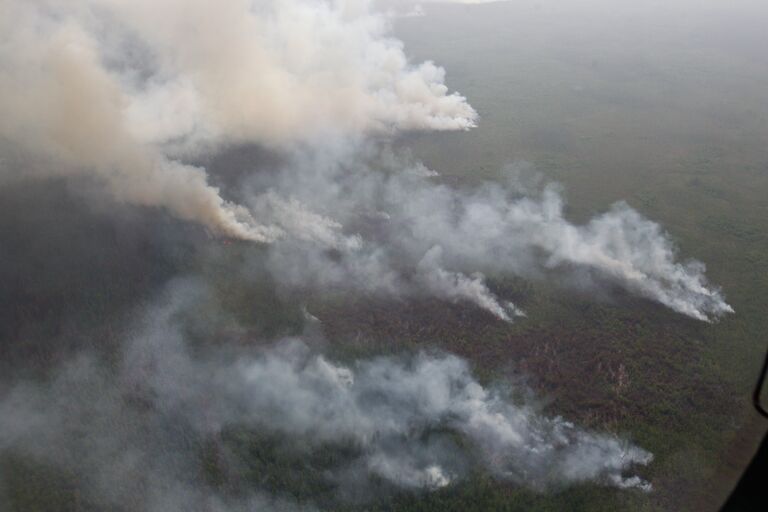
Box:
(0, 0, 731, 321)
(0, 281, 652, 511)
(0, 1, 736, 510)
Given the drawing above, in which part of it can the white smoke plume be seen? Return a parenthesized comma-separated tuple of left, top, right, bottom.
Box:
(417, 245, 526, 321)
(0, 0, 731, 320)
(0, 282, 652, 511)
(0, 2, 739, 510)
(0, 0, 475, 240)
(255, 149, 732, 321)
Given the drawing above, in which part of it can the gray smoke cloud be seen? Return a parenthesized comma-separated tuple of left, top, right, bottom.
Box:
(0, 0, 731, 320)
(0, 1, 741, 510)
(0, 281, 652, 511)
(248, 147, 732, 321)
(0, 0, 475, 241)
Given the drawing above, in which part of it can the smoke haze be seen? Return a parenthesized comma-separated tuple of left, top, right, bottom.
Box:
(0, 281, 652, 511)
(0, 0, 475, 240)
(0, 1, 750, 511)
(0, 0, 732, 320)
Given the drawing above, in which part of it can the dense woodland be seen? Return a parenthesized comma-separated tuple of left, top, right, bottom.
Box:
(3, 2, 768, 511)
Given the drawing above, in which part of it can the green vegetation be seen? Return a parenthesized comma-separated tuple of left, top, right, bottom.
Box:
(390, 3, 768, 509)
(3, 3, 768, 511)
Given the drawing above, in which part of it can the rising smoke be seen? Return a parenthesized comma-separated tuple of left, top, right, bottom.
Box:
(254, 148, 732, 322)
(0, 281, 652, 511)
(0, 0, 732, 320)
(0, 0, 475, 241)
(0, 0, 735, 510)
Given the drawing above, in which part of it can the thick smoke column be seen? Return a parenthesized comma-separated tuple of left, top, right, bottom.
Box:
(0, 2, 739, 510)
(0, 282, 652, 511)
(0, 0, 475, 240)
(0, 0, 731, 320)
